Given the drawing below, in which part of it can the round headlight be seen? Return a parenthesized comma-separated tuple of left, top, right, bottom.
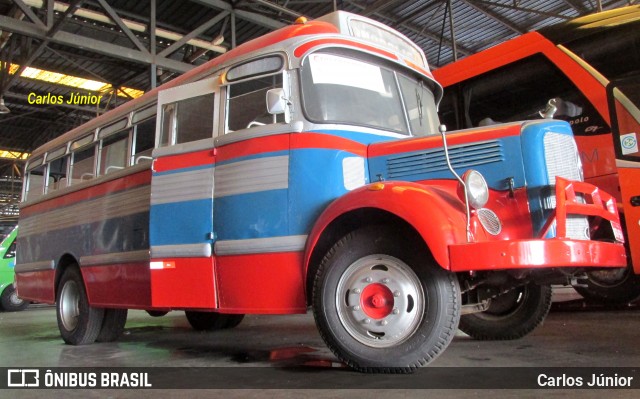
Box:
(462, 170, 489, 209)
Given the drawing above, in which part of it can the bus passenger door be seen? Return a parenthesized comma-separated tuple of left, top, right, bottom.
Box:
(608, 74, 640, 275)
(149, 77, 220, 309)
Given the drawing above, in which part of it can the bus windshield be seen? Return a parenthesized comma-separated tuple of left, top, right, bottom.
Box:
(300, 51, 440, 136)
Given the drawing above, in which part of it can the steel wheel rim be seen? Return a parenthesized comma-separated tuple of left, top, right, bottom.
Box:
(9, 290, 24, 306)
(59, 280, 80, 331)
(336, 254, 424, 348)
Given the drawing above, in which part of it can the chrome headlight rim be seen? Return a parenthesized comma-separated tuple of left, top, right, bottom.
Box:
(462, 169, 489, 209)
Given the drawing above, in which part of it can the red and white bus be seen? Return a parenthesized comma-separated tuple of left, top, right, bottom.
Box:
(434, 5, 640, 304)
(16, 11, 625, 372)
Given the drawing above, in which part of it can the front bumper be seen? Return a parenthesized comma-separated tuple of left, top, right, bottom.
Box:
(449, 177, 626, 272)
(449, 239, 626, 271)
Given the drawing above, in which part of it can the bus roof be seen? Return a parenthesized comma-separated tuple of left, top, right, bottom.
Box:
(539, 5, 640, 45)
(28, 11, 437, 162)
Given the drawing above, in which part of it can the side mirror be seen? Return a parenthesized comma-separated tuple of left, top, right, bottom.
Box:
(266, 88, 286, 115)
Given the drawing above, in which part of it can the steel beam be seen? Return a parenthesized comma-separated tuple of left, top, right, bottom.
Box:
(0, 15, 194, 73)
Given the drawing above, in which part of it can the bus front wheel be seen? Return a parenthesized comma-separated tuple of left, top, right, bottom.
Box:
(56, 266, 105, 345)
(312, 226, 461, 373)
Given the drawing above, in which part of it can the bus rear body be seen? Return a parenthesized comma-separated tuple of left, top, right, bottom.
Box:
(15, 11, 625, 372)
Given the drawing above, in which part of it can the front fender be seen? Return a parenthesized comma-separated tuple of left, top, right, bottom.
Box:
(305, 181, 472, 271)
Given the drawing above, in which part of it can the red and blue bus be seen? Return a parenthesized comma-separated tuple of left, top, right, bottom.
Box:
(15, 11, 625, 372)
(434, 5, 640, 304)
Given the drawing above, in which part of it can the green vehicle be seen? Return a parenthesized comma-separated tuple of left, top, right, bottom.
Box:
(0, 227, 28, 312)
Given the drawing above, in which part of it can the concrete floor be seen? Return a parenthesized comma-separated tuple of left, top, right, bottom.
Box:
(1, 298, 639, 398)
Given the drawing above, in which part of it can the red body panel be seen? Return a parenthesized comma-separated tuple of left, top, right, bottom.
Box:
(15, 270, 55, 303)
(305, 181, 470, 271)
(216, 252, 306, 314)
(84, 263, 151, 308)
(150, 257, 216, 309)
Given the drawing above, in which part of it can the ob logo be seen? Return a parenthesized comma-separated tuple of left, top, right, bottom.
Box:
(7, 369, 40, 387)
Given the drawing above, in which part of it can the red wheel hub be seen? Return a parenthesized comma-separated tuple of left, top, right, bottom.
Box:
(360, 283, 394, 319)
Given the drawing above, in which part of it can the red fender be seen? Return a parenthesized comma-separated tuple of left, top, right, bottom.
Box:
(305, 181, 476, 273)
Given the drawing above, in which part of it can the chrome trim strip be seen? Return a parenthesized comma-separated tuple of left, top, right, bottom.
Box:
(214, 121, 303, 147)
(80, 250, 150, 267)
(616, 159, 640, 169)
(152, 138, 215, 158)
(151, 167, 214, 205)
(15, 260, 55, 273)
(215, 155, 289, 198)
(214, 235, 307, 255)
(20, 185, 150, 237)
(150, 243, 212, 258)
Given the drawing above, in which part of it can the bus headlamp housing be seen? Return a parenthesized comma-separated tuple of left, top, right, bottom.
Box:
(459, 170, 489, 209)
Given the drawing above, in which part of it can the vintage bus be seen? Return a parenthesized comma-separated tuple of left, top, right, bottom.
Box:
(433, 5, 640, 305)
(15, 11, 625, 372)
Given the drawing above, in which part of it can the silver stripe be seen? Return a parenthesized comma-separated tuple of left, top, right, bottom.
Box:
(214, 121, 303, 147)
(616, 159, 640, 169)
(80, 250, 150, 266)
(151, 243, 212, 258)
(15, 260, 55, 273)
(214, 235, 307, 255)
(215, 155, 289, 198)
(152, 138, 215, 158)
(151, 167, 214, 205)
(20, 185, 150, 237)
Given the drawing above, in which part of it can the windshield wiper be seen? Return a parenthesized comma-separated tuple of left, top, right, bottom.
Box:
(416, 82, 424, 126)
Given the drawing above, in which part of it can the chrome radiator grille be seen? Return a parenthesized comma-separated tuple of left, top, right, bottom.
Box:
(543, 132, 589, 240)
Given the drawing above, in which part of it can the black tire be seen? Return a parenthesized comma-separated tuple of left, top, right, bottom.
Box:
(0, 284, 29, 312)
(223, 314, 245, 329)
(185, 311, 244, 331)
(312, 226, 461, 373)
(96, 309, 128, 342)
(574, 266, 640, 305)
(56, 266, 105, 345)
(459, 283, 552, 340)
(146, 310, 169, 317)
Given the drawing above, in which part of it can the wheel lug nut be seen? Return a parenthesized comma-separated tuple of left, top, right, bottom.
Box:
(363, 318, 371, 324)
(394, 291, 401, 297)
(365, 277, 372, 283)
(382, 278, 389, 284)
(353, 288, 361, 294)
(380, 320, 388, 326)
(353, 305, 360, 311)
(392, 308, 399, 315)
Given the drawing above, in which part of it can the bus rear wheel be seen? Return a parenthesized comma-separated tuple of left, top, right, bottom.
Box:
(96, 309, 128, 342)
(56, 266, 105, 345)
(312, 226, 460, 373)
(458, 283, 552, 340)
(574, 266, 640, 305)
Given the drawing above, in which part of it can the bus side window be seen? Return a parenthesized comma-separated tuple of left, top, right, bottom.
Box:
(161, 94, 215, 145)
(26, 164, 46, 201)
(47, 156, 68, 192)
(71, 145, 96, 184)
(226, 74, 284, 133)
(133, 117, 156, 163)
(99, 130, 130, 175)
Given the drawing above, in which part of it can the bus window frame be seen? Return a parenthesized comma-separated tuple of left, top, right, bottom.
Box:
(156, 76, 220, 148)
(607, 73, 640, 162)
